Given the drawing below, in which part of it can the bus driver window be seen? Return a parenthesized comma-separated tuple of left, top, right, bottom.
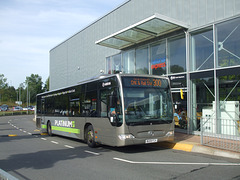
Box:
(109, 95, 121, 125)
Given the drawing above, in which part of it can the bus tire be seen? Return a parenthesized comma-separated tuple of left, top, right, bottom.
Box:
(47, 121, 53, 136)
(86, 125, 96, 148)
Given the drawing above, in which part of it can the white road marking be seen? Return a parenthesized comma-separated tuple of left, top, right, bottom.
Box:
(23, 131, 26, 133)
(41, 138, 47, 141)
(113, 158, 240, 166)
(51, 141, 59, 144)
(64, 145, 74, 149)
(19, 129, 22, 131)
(84, 150, 100, 156)
(28, 133, 32, 135)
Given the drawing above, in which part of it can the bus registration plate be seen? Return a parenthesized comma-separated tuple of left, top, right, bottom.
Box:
(145, 139, 158, 144)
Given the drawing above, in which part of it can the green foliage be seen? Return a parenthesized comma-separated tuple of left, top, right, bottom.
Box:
(0, 74, 8, 88)
(0, 73, 49, 105)
(43, 77, 50, 92)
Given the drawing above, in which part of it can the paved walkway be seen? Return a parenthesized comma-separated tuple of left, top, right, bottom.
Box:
(157, 130, 240, 159)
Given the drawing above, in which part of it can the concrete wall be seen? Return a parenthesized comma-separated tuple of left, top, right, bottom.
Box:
(50, 0, 240, 90)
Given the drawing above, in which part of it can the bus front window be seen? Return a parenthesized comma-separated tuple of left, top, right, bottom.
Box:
(123, 87, 173, 125)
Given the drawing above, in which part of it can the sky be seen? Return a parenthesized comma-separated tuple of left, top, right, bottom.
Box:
(0, 0, 125, 88)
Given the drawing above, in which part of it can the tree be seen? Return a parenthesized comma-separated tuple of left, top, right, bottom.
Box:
(23, 74, 44, 104)
(4, 86, 16, 103)
(0, 74, 8, 88)
(0, 74, 8, 104)
(43, 77, 49, 92)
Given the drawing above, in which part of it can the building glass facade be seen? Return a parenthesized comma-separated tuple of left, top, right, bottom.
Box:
(168, 36, 186, 74)
(151, 41, 166, 75)
(216, 17, 240, 68)
(106, 16, 240, 134)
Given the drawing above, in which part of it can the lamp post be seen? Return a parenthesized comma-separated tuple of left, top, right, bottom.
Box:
(27, 81, 28, 114)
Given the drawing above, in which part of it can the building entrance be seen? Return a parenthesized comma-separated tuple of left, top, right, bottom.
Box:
(172, 88, 187, 129)
(169, 74, 187, 129)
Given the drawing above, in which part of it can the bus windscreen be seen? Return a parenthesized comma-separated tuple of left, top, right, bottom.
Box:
(122, 77, 173, 126)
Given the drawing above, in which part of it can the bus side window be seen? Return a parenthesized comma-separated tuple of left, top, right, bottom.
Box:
(100, 89, 109, 117)
(83, 91, 98, 117)
(70, 97, 81, 117)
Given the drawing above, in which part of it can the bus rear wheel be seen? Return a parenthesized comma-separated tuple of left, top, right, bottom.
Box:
(86, 125, 96, 148)
(47, 121, 53, 136)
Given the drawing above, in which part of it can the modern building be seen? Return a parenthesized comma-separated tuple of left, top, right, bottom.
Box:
(50, 0, 240, 134)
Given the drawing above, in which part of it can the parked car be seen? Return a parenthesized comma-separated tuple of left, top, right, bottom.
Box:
(0, 104, 8, 111)
(23, 106, 35, 111)
(28, 106, 35, 111)
(13, 106, 23, 111)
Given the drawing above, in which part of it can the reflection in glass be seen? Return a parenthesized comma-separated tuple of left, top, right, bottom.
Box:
(191, 28, 214, 71)
(106, 57, 111, 74)
(136, 46, 149, 74)
(112, 54, 121, 74)
(123, 50, 135, 74)
(191, 77, 214, 131)
(123, 87, 173, 125)
(217, 17, 240, 67)
(168, 36, 186, 73)
(151, 41, 166, 75)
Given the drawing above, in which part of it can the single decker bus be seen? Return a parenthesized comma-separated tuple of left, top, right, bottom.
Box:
(36, 74, 174, 147)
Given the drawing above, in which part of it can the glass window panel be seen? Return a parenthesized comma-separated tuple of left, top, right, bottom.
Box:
(190, 28, 214, 71)
(106, 57, 111, 74)
(137, 18, 178, 34)
(191, 76, 215, 131)
(116, 29, 151, 42)
(112, 54, 122, 74)
(136, 46, 149, 74)
(218, 74, 240, 135)
(101, 37, 132, 49)
(123, 50, 135, 74)
(168, 36, 186, 73)
(151, 41, 166, 75)
(217, 17, 240, 67)
(219, 75, 240, 102)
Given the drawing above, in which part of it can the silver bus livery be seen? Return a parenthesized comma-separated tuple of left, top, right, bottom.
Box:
(36, 74, 174, 147)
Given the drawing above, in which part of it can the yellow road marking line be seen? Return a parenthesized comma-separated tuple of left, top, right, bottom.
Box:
(8, 134, 17, 137)
(40, 133, 48, 135)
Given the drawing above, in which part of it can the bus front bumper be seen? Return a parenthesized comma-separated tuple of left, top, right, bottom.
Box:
(116, 131, 174, 147)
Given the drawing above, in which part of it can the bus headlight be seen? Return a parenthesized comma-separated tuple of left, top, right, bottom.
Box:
(165, 131, 174, 137)
(118, 134, 135, 140)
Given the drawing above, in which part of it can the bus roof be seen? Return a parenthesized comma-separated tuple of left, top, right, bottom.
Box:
(37, 74, 169, 96)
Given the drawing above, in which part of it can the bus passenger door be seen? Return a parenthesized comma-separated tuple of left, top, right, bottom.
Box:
(36, 99, 45, 129)
(40, 99, 45, 125)
(97, 89, 117, 145)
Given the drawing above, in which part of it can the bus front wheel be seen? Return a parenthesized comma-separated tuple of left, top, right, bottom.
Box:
(47, 121, 53, 136)
(86, 125, 96, 148)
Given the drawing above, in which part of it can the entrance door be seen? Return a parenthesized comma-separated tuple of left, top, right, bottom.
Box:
(171, 88, 187, 129)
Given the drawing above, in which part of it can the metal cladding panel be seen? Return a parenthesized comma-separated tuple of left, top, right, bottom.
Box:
(236, 0, 240, 14)
(50, 0, 240, 90)
(50, 43, 68, 90)
(206, 0, 215, 23)
(216, 0, 225, 21)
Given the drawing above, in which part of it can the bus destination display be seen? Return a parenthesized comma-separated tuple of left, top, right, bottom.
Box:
(122, 77, 168, 88)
